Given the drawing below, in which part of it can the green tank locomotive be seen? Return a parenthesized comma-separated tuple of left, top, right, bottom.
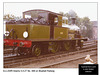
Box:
(4, 9, 87, 56)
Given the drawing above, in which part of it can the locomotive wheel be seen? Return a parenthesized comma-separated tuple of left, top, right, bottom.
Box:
(78, 40, 83, 48)
(18, 47, 30, 56)
(48, 42, 60, 53)
(64, 42, 71, 51)
(32, 45, 41, 56)
(71, 41, 76, 51)
(18, 47, 26, 55)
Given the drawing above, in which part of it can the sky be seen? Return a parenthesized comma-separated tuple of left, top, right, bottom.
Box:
(4, 2, 97, 21)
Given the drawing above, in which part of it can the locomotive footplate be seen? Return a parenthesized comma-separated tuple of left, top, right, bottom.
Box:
(4, 39, 32, 48)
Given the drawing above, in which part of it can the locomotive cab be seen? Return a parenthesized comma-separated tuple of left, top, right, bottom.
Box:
(23, 9, 62, 26)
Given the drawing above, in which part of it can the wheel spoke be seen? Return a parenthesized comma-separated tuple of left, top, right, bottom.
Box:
(32, 45, 41, 56)
(64, 42, 70, 51)
(48, 42, 59, 53)
(18, 47, 30, 56)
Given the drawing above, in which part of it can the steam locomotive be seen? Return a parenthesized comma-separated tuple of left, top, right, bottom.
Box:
(4, 9, 87, 56)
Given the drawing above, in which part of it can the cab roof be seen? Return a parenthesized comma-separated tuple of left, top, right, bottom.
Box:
(23, 9, 62, 16)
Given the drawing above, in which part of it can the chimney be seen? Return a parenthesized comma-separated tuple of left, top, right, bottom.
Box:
(71, 17, 76, 25)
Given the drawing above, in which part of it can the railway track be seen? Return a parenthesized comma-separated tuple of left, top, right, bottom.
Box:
(4, 47, 97, 68)
(41, 54, 97, 68)
(4, 40, 97, 68)
(16, 47, 97, 68)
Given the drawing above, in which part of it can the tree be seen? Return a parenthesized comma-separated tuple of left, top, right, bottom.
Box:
(3, 14, 21, 21)
(65, 10, 78, 25)
(81, 17, 93, 38)
(60, 10, 93, 39)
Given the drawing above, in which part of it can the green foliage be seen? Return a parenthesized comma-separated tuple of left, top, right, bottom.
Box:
(3, 14, 21, 21)
(81, 17, 93, 38)
(61, 10, 93, 39)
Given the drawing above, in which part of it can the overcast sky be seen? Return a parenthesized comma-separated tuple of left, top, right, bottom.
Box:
(4, 2, 97, 21)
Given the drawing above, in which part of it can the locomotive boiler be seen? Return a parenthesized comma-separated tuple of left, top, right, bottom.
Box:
(4, 9, 87, 56)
